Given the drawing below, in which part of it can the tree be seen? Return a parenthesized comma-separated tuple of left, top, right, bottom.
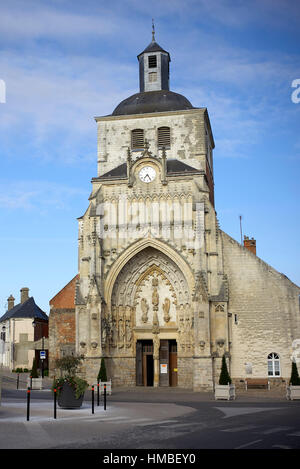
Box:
(31, 357, 39, 378)
(219, 354, 232, 385)
(97, 358, 107, 382)
(290, 361, 300, 386)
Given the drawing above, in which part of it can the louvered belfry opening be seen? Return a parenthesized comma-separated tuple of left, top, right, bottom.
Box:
(131, 129, 144, 150)
(158, 126, 171, 149)
(148, 55, 157, 68)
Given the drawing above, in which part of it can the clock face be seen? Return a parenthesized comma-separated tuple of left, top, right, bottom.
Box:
(139, 166, 156, 183)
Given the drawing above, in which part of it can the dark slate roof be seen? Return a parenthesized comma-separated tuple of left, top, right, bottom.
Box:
(167, 160, 202, 174)
(97, 159, 201, 180)
(137, 40, 170, 58)
(0, 297, 48, 322)
(98, 163, 127, 179)
(112, 90, 194, 116)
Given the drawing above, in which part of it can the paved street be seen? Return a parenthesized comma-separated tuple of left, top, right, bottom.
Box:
(1, 374, 300, 451)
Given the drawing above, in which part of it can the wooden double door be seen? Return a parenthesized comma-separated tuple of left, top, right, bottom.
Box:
(136, 339, 177, 387)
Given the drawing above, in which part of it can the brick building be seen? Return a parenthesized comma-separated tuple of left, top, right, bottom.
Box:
(48, 275, 78, 376)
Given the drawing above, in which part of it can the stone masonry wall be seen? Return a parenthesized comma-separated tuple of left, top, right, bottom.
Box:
(221, 230, 300, 382)
(96, 109, 208, 177)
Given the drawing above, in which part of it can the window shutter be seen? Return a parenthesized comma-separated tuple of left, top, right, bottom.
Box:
(131, 129, 144, 150)
(158, 127, 171, 148)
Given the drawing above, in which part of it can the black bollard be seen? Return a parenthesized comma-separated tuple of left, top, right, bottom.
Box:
(17, 373, 19, 390)
(104, 384, 106, 411)
(54, 388, 57, 419)
(26, 387, 31, 421)
(97, 382, 100, 406)
(92, 386, 95, 414)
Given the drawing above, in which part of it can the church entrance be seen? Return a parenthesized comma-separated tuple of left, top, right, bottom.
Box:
(136, 339, 177, 387)
(159, 339, 177, 387)
(136, 340, 154, 386)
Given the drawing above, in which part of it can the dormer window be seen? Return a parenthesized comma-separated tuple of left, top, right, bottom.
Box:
(131, 129, 144, 150)
(148, 55, 157, 68)
(158, 126, 171, 149)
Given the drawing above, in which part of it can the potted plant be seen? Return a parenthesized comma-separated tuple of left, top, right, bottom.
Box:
(286, 361, 300, 400)
(52, 355, 89, 408)
(214, 354, 236, 400)
(27, 358, 43, 390)
(97, 358, 111, 395)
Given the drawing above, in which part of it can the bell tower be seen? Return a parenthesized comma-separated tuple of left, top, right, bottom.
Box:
(137, 22, 170, 92)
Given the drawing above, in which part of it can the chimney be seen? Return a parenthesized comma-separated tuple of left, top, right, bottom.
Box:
(20, 287, 29, 304)
(244, 236, 256, 255)
(7, 295, 15, 311)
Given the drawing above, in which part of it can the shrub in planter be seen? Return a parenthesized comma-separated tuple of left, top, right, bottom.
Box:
(31, 358, 39, 378)
(215, 354, 235, 400)
(52, 355, 89, 409)
(290, 361, 300, 386)
(97, 358, 107, 383)
(27, 358, 43, 389)
(219, 355, 231, 385)
(287, 361, 300, 400)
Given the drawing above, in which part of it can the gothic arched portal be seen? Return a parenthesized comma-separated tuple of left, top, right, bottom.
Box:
(101, 246, 194, 387)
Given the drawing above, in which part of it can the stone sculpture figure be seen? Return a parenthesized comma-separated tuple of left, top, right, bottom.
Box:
(141, 298, 149, 323)
(163, 297, 171, 323)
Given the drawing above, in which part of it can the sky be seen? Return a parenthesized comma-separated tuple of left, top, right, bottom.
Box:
(0, 0, 299, 315)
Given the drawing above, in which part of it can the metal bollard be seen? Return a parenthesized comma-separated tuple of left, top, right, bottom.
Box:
(17, 373, 19, 390)
(26, 387, 31, 421)
(104, 384, 106, 411)
(54, 388, 57, 419)
(97, 382, 100, 406)
(92, 385, 94, 414)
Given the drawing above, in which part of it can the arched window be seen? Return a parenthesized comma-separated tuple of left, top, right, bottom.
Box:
(268, 353, 280, 376)
(131, 129, 144, 150)
(158, 126, 171, 149)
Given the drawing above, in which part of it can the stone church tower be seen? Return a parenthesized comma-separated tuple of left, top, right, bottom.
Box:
(73, 33, 300, 390)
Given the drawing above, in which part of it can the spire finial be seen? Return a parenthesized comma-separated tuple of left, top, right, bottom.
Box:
(152, 18, 155, 42)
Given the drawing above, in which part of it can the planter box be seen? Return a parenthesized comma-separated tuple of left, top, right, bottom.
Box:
(27, 377, 43, 390)
(215, 384, 236, 400)
(57, 383, 84, 409)
(99, 380, 112, 395)
(286, 385, 300, 400)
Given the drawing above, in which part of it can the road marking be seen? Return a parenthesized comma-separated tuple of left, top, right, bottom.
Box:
(136, 420, 177, 427)
(221, 425, 258, 433)
(260, 426, 293, 435)
(235, 439, 262, 449)
(272, 445, 291, 449)
(215, 407, 283, 419)
(25, 422, 51, 445)
(158, 422, 201, 429)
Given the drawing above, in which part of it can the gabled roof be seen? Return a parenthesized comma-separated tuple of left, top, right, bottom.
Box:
(0, 297, 48, 322)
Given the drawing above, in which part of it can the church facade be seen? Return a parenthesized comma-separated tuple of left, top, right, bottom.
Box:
(69, 34, 300, 390)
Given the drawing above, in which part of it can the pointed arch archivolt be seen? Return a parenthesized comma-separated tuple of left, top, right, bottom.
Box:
(104, 238, 194, 306)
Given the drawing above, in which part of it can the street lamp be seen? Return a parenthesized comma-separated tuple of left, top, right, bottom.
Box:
(32, 319, 45, 379)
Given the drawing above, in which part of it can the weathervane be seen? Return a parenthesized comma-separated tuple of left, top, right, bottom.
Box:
(152, 18, 155, 42)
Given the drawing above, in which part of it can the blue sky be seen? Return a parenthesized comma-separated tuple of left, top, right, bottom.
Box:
(0, 0, 299, 315)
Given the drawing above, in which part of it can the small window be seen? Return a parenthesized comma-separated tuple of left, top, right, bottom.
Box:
(131, 129, 144, 150)
(268, 353, 280, 377)
(158, 126, 171, 149)
(148, 55, 157, 68)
